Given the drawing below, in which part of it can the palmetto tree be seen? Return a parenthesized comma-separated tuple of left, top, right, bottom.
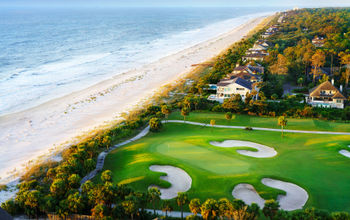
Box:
(201, 199, 219, 220)
(161, 105, 171, 121)
(278, 116, 288, 137)
(176, 192, 189, 219)
(162, 200, 173, 219)
(148, 187, 161, 215)
(189, 198, 201, 216)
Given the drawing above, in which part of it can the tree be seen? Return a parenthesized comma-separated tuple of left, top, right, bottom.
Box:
(161, 105, 172, 121)
(225, 112, 233, 121)
(342, 106, 350, 122)
(149, 117, 163, 132)
(270, 54, 289, 75)
(67, 192, 84, 214)
(201, 199, 219, 220)
(162, 200, 173, 219)
(278, 116, 288, 137)
(222, 94, 243, 113)
(68, 174, 81, 189)
(262, 200, 280, 219)
(181, 107, 190, 121)
(297, 77, 304, 87)
(101, 170, 113, 183)
(122, 198, 138, 220)
(271, 93, 278, 100)
(102, 135, 112, 150)
(91, 203, 106, 219)
(218, 198, 233, 219)
(311, 50, 326, 83)
(177, 192, 189, 220)
(148, 187, 161, 215)
(189, 198, 201, 216)
(23, 190, 42, 218)
(319, 74, 329, 83)
(340, 52, 350, 87)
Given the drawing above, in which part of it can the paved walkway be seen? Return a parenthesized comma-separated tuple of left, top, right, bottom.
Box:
(80, 120, 350, 186)
(145, 209, 198, 218)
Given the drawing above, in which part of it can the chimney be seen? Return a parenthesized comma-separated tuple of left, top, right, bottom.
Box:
(340, 85, 343, 93)
(331, 79, 334, 85)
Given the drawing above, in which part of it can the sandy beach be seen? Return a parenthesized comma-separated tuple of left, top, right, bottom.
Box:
(0, 15, 269, 185)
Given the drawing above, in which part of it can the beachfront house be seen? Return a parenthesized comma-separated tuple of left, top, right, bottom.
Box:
(242, 52, 266, 62)
(227, 65, 263, 83)
(208, 77, 258, 103)
(312, 36, 325, 47)
(305, 80, 346, 109)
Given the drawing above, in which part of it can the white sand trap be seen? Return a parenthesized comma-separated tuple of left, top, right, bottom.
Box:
(232, 183, 265, 208)
(149, 165, 192, 199)
(210, 140, 277, 158)
(232, 178, 308, 211)
(339, 145, 350, 158)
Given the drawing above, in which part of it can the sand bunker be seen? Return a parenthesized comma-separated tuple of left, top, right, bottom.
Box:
(149, 165, 192, 199)
(339, 145, 350, 158)
(210, 140, 277, 158)
(232, 178, 308, 211)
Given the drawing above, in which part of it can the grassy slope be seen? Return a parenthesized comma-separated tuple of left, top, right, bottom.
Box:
(168, 111, 350, 132)
(101, 122, 350, 212)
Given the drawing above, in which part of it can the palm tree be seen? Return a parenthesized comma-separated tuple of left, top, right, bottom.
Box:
(148, 187, 161, 215)
(218, 198, 233, 219)
(176, 192, 189, 219)
(311, 50, 326, 83)
(162, 200, 173, 219)
(262, 200, 280, 220)
(189, 198, 201, 216)
(201, 199, 219, 220)
(181, 108, 190, 121)
(278, 116, 288, 137)
(161, 105, 171, 122)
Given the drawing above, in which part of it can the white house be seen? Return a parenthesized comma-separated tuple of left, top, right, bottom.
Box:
(306, 80, 346, 109)
(208, 77, 258, 103)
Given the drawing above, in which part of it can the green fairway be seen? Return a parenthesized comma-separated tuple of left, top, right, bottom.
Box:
(101, 120, 350, 212)
(168, 111, 350, 132)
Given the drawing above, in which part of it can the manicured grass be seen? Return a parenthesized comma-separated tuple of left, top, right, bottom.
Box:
(168, 111, 350, 132)
(101, 122, 350, 212)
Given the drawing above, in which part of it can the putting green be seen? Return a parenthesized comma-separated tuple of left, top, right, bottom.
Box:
(101, 121, 350, 212)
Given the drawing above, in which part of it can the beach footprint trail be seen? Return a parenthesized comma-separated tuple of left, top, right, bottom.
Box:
(210, 140, 277, 158)
(148, 165, 192, 199)
(232, 178, 309, 211)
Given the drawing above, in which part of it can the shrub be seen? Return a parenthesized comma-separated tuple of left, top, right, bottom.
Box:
(149, 117, 163, 132)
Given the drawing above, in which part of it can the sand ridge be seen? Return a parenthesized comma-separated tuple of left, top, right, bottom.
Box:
(210, 140, 277, 158)
(148, 165, 192, 199)
(232, 178, 309, 211)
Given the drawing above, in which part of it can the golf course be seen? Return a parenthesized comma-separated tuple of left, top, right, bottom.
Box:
(101, 112, 350, 212)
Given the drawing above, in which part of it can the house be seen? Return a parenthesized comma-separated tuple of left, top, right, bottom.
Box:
(306, 80, 346, 109)
(228, 65, 263, 83)
(312, 36, 325, 47)
(242, 52, 266, 62)
(208, 77, 258, 103)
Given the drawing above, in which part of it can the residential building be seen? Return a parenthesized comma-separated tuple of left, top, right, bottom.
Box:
(306, 80, 346, 109)
(242, 52, 266, 62)
(312, 36, 325, 47)
(208, 77, 258, 103)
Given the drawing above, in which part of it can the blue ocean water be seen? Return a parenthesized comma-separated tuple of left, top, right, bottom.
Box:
(0, 7, 280, 115)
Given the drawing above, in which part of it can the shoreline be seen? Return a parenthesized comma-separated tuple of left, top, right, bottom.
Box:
(0, 13, 272, 185)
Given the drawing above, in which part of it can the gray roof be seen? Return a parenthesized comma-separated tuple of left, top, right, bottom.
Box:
(217, 77, 252, 90)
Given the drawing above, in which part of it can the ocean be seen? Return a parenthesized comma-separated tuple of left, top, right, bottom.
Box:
(0, 7, 280, 116)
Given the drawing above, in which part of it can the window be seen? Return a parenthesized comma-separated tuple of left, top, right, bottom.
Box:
(236, 88, 245, 91)
(336, 99, 342, 103)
